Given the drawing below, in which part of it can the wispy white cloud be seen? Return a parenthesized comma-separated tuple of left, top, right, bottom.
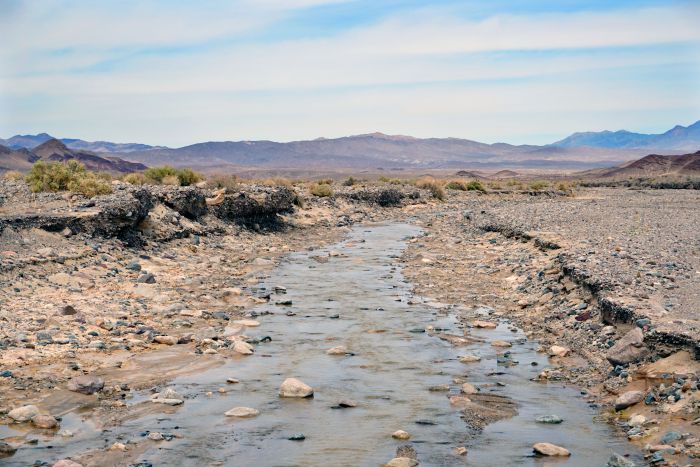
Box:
(1, 1, 699, 144)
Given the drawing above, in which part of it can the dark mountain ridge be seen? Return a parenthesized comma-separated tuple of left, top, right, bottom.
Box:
(0, 139, 147, 173)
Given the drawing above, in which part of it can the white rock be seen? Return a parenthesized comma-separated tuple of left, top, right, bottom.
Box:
(533, 442, 571, 456)
(326, 346, 348, 355)
(385, 458, 418, 467)
(549, 345, 570, 357)
(279, 377, 314, 398)
(461, 383, 478, 395)
(233, 340, 254, 355)
(392, 430, 411, 440)
(234, 319, 260, 327)
(459, 355, 481, 363)
(8, 405, 40, 422)
(224, 407, 260, 418)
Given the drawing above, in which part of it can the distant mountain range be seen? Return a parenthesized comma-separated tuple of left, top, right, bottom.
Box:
(0, 133, 158, 153)
(1, 120, 698, 170)
(552, 120, 700, 151)
(0, 139, 146, 173)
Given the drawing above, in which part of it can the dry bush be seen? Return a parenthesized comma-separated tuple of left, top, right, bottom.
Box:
(161, 175, 180, 186)
(209, 174, 239, 190)
(342, 176, 358, 186)
(3, 170, 24, 181)
(262, 177, 293, 188)
(415, 177, 445, 200)
(529, 181, 549, 191)
(123, 172, 147, 185)
(446, 180, 485, 192)
(309, 182, 333, 197)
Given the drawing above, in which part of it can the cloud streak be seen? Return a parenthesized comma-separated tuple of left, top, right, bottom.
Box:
(1, 1, 699, 145)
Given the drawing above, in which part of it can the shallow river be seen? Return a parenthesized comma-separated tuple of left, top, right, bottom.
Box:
(3, 223, 641, 466)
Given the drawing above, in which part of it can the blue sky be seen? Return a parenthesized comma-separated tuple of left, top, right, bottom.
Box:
(0, 0, 699, 146)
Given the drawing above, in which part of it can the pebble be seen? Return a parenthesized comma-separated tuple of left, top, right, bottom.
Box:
(472, 320, 497, 329)
(279, 377, 314, 398)
(454, 446, 468, 456)
(491, 340, 512, 348)
(154, 335, 178, 345)
(326, 345, 348, 355)
(147, 432, 164, 441)
(459, 355, 481, 363)
(460, 383, 478, 395)
(392, 430, 411, 440)
(224, 407, 260, 418)
(536, 415, 563, 424)
(385, 458, 418, 467)
(226, 378, 240, 384)
(549, 345, 570, 357)
(151, 388, 184, 405)
(53, 461, 84, 467)
(533, 442, 571, 456)
(234, 319, 260, 327)
(288, 433, 306, 441)
(110, 442, 127, 451)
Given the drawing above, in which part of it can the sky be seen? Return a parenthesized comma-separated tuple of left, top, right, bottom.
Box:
(1, 0, 699, 147)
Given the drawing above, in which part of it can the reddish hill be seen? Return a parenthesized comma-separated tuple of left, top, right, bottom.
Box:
(578, 150, 700, 178)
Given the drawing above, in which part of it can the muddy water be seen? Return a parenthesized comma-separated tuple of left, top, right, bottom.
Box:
(2, 223, 640, 466)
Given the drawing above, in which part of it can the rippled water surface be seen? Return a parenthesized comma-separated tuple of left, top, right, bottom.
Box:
(2, 223, 641, 466)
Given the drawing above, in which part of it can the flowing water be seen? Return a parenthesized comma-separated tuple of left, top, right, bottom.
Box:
(2, 223, 641, 466)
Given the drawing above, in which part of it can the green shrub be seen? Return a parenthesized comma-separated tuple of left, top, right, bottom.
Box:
(176, 168, 203, 186)
(142, 166, 203, 186)
(144, 165, 178, 183)
(342, 176, 358, 186)
(209, 174, 239, 190)
(529, 181, 549, 191)
(25, 160, 112, 197)
(445, 180, 485, 191)
(310, 183, 333, 197)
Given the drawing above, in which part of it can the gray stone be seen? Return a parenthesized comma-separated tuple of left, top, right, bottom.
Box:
(614, 391, 644, 411)
(67, 375, 105, 395)
(606, 328, 648, 366)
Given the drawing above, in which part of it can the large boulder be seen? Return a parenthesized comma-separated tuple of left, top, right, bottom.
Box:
(606, 328, 649, 366)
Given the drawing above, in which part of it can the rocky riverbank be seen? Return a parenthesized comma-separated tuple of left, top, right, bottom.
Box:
(401, 187, 700, 466)
(1, 181, 698, 465)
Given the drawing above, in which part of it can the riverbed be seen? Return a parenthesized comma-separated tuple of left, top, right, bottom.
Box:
(1, 223, 641, 466)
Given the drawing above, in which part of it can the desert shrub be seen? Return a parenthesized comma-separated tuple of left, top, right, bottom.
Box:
(176, 167, 203, 186)
(342, 176, 358, 186)
(209, 174, 239, 190)
(123, 172, 147, 185)
(488, 181, 502, 190)
(529, 181, 549, 191)
(378, 176, 390, 183)
(67, 175, 113, 197)
(318, 178, 334, 185)
(262, 177, 293, 188)
(3, 170, 24, 181)
(144, 165, 178, 183)
(309, 183, 333, 197)
(25, 160, 112, 197)
(556, 181, 573, 192)
(142, 166, 202, 186)
(161, 175, 180, 185)
(447, 180, 485, 192)
(415, 177, 445, 200)
(445, 180, 466, 190)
